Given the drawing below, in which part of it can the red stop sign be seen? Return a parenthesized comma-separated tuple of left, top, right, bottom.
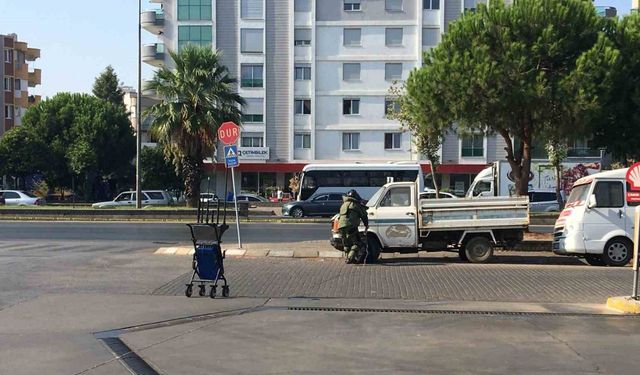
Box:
(218, 121, 240, 145)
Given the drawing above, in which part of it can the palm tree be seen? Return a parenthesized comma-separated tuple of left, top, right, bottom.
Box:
(145, 45, 244, 207)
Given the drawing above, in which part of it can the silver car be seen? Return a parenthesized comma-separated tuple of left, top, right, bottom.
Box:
(528, 189, 561, 212)
(92, 190, 172, 208)
(0, 190, 44, 206)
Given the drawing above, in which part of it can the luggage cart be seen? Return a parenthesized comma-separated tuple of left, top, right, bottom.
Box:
(185, 190, 231, 298)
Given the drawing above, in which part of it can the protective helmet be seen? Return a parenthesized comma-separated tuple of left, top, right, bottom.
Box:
(346, 189, 362, 200)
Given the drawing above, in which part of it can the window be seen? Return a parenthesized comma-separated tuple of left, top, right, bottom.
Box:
(464, 0, 477, 11)
(241, 64, 263, 87)
(295, 65, 311, 80)
(385, 28, 403, 46)
(342, 133, 360, 150)
(593, 181, 624, 208)
(4, 49, 13, 63)
(344, 0, 361, 11)
(115, 193, 133, 202)
(295, 0, 311, 12)
(329, 194, 344, 201)
(3, 77, 12, 92)
(385, 63, 403, 81)
(14, 79, 21, 91)
(241, 0, 263, 19)
(386, 0, 403, 12)
(4, 105, 13, 119)
(342, 63, 361, 81)
(295, 99, 311, 115)
(241, 29, 264, 53)
(422, 28, 440, 46)
(312, 194, 329, 202)
(530, 192, 557, 203)
(385, 133, 402, 150)
(461, 133, 484, 157)
(381, 187, 411, 207)
(2, 191, 20, 199)
(343, 28, 361, 46)
(177, 0, 212, 21)
(294, 133, 311, 149)
(385, 98, 400, 115)
(241, 98, 264, 123)
(294, 29, 312, 46)
(343, 99, 360, 115)
(241, 136, 264, 147)
(423, 0, 440, 10)
(178, 26, 212, 50)
(146, 192, 166, 200)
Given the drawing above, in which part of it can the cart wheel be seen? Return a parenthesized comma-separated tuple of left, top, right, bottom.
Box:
(198, 285, 206, 296)
(209, 286, 217, 299)
(185, 284, 193, 298)
(192, 260, 197, 270)
(222, 286, 230, 297)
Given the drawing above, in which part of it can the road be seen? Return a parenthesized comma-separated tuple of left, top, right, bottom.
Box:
(0, 221, 553, 244)
(0, 221, 329, 244)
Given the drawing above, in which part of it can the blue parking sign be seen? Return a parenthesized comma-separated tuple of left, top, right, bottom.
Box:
(224, 145, 239, 168)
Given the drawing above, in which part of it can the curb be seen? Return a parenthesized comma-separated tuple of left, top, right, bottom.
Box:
(155, 246, 343, 259)
(606, 296, 640, 314)
(0, 216, 330, 224)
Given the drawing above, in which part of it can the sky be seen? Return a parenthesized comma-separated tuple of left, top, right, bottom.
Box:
(0, 0, 634, 99)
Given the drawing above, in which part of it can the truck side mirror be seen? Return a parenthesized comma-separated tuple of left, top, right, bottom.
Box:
(587, 194, 597, 209)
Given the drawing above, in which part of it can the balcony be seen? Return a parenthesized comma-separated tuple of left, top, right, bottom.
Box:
(28, 69, 41, 87)
(240, 78, 263, 88)
(141, 10, 164, 34)
(142, 80, 159, 99)
(142, 43, 165, 67)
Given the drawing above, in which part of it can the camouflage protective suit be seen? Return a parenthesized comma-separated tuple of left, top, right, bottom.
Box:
(338, 196, 369, 263)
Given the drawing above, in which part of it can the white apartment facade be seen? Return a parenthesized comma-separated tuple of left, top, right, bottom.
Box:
(142, 0, 601, 196)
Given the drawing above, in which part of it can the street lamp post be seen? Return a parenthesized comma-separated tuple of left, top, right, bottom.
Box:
(136, 0, 142, 209)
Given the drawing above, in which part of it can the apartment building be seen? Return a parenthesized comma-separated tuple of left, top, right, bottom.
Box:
(1, 34, 41, 137)
(142, 0, 601, 195)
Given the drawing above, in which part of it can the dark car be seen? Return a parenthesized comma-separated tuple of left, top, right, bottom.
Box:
(282, 192, 345, 218)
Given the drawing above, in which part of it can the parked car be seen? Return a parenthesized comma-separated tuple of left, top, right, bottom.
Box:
(200, 193, 219, 204)
(236, 194, 269, 203)
(282, 192, 345, 218)
(0, 190, 44, 206)
(92, 190, 172, 208)
(420, 190, 457, 199)
(528, 189, 562, 212)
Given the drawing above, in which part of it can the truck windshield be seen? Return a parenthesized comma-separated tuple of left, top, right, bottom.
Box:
(566, 183, 591, 206)
(367, 187, 385, 208)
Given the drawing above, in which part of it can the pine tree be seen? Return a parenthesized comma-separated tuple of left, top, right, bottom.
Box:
(92, 65, 125, 107)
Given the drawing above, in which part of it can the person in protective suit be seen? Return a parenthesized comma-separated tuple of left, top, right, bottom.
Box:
(338, 189, 369, 264)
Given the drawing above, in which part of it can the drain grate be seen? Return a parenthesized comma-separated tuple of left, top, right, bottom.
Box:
(100, 337, 160, 375)
(287, 306, 635, 318)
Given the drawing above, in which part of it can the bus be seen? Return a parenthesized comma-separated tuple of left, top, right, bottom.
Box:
(297, 163, 424, 201)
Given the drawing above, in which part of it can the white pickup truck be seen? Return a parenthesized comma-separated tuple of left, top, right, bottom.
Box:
(332, 181, 529, 263)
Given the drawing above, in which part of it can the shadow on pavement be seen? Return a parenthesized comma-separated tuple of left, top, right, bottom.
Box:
(378, 253, 588, 267)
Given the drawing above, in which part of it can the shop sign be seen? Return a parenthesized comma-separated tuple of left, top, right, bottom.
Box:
(238, 147, 269, 160)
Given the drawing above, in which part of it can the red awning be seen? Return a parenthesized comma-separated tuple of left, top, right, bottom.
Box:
(206, 163, 308, 173)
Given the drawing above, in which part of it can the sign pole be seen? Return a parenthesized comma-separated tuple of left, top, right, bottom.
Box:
(231, 166, 242, 249)
(633, 206, 639, 300)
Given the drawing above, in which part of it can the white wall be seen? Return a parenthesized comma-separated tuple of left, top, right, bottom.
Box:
(315, 129, 413, 161)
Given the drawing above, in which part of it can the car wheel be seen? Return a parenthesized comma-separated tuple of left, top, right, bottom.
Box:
(602, 238, 633, 267)
(291, 207, 304, 218)
(366, 235, 381, 263)
(464, 237, 494, 263)
(584, 254, 606, 267)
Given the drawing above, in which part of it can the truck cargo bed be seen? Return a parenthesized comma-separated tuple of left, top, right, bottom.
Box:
(419, 197, 529, 230)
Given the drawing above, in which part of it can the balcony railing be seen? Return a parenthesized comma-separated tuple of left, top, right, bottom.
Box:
(141, 9, 164, 34)
(567, 148, 602, 158)
(240, 79, 263, 88)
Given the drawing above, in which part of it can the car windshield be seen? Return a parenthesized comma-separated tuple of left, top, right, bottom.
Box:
(22, 191, 38, 198)
(566, 183, 591, 205)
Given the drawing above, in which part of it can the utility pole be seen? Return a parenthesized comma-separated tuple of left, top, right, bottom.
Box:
(136, 0, 143, 209)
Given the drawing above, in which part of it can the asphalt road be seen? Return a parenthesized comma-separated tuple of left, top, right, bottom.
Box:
(0, 221, 329, 244)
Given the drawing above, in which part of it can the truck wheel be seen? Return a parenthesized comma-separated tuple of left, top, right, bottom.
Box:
(602, 238, 633, 267)
(464, 237, 494, 263)
(584, 254, 606, 267)
(458, 249, 468, 262)
(366, 236, 381, 263)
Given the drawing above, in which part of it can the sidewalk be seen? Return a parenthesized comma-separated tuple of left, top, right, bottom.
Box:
(155, 233, 553, 258)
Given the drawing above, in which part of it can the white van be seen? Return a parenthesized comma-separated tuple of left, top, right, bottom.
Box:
(553, 168, 635, 267)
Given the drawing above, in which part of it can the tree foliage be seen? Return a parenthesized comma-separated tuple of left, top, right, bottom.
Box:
(144, 45, 244, 207)
(0, 126, 48, 183)
(20, 93, 135, 199)
(92, 65, 125, 107)
(570, 12, 640, 163)
(140, 145, 183, 191)
(406, 0, 604, 195)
